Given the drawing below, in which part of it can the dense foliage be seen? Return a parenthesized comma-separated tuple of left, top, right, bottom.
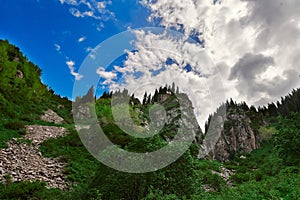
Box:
(274, 112, 300, 165)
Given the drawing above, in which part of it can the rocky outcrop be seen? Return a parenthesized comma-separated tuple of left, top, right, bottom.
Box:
(211, 166, 235, 186)
(208, 113, 260, 162)
(15, 70, 24, 79)
(202, 165, 235, 192)
(41, 109, 64, 124)
(0, 125, 68, 190)
(147, 93, 203, 143)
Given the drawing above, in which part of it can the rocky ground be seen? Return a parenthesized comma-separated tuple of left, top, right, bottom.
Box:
(202, 165, 236, 192)
(0, 124, 68, 190)
(40, 109, 65, 124)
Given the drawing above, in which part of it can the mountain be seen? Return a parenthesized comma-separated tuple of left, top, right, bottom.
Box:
(0, 40, 299, 199)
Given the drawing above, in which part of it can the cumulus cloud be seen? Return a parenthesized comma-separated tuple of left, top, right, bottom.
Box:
(228, 53, 275, 101)
(92, 0, 299, 128)
(96, 67, 117, 84)
(229, 53, 275, 82)
(106, 30, 225, 128)
(59, 0, 114, 22)
(141, 0, 300, 108)
(66, 60, 83, 80)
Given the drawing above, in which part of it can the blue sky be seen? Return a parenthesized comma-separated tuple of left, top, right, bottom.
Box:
(0, 0, 152, 98)
(1, 0, 299, 127)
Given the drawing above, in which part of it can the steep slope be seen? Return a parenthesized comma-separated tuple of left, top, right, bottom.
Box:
(0, 40, 75, 189)
(0, 39, 47, 118)
(0, 39, 72, 148)
(74, 86, 202, 154)
(0, 39, 71, 121)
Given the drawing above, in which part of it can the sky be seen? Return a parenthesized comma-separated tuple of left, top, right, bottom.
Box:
(1, 0, 300, 128)
(0, 0, 152, 96)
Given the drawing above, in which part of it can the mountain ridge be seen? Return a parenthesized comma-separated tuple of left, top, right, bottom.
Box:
(0, 39, 299, 199)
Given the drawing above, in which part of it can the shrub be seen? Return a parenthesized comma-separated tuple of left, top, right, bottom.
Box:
(274, 113, 300, 165)
(4, 121, 25, 130)
(258, 126, 277, 142)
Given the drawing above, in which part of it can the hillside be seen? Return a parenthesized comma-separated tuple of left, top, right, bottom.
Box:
(0, 40, 299, 199)
(0, 39, 72, 147)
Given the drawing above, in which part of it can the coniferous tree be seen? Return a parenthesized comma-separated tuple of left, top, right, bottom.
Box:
(142, 92, 148, 105)
(147, 94, 152, 105)
(152, 89, 159, 103)
(250, 105, 257, 113)
(267, 102, 278, 117)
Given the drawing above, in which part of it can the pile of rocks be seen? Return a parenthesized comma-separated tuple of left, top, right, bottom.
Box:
(41, 109, 64, 124)
(25, 125, 65, 145)
(202, 165, 235, 192)
(0, 125, 68, 190)
(212, 166, 235, 185)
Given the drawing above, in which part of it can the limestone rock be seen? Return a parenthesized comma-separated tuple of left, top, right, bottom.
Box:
(0, 125, 69, 190)
(15, 70, 24, 79)
(41, 109, 64, 124)
(208, 114, 260, 162)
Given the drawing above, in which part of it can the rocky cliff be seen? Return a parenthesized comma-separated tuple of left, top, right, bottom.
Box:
(209, 114, 259, 161)
(200, 103, 266, 162)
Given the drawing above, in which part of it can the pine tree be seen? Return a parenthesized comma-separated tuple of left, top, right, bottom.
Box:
(142, 92, 148, 105)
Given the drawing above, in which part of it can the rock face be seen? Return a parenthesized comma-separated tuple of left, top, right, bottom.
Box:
(148, 93, 203, 143)
(209, 113, 260, 162)
(41, 109, 64, 124)
(15, 70, 24, 79)
(0, 125, 68, 190)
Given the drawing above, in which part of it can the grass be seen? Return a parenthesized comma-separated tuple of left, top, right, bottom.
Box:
(0, 119, 24, 148)
(39, 127, 99, 199)
(1, 121, 299, 199)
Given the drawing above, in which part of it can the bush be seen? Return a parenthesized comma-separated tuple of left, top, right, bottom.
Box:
(274, 113, 300, 165)
(0, 180, 64, 199)
(4, 121, 25, 130)
(258, 126, 277, 142)
(230, 173, 251, 184)
(203, 173, 225, 192)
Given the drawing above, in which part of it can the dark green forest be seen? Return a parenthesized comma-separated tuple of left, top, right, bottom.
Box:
(0, 40, 299, 199)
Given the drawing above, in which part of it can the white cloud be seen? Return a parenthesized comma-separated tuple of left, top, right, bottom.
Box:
(59, 0, 114, 22)
(97, 2, 106, 9)
(86, 47, 97, 59)
(54, 43, 61, 52)
(106, 30, 225, 129)
(141, 0, 300, 107)
(78, 36, 87, 42)
(66, 60, 83, 80)
(96, 67, 117, 84)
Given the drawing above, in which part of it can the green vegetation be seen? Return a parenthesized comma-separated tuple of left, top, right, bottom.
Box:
(274, 112, 300, 165)
(0, 40, 299, 199)
(0, 39, 72, 147)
